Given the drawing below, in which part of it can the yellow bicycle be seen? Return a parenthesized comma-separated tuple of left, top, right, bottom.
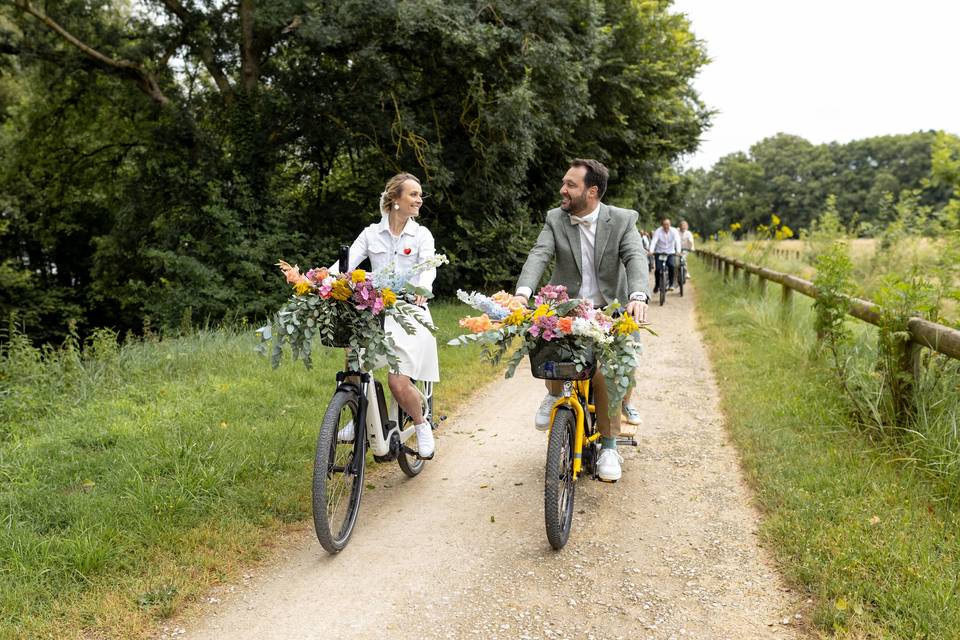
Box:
(530, 345, 637, 550)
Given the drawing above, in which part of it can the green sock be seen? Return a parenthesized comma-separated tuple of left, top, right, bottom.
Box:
(601, 437, 617, 450)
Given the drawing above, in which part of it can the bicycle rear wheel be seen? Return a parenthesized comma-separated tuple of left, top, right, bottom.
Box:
(313, 387, 366, 554)
(544, 408, 576, 550)
(397, 380, 434, 477)
(678, 262, 685, 297)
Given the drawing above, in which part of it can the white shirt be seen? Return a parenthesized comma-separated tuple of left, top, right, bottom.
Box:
(329, 215, 437, 292)
(680, 229, 695, 252)
(650, 226, 682, 255)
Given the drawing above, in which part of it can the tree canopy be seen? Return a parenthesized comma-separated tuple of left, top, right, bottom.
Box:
(680, 131, 958, 237)
(0, 0, 710, 342)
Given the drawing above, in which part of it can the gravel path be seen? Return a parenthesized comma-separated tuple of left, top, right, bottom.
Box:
(165, 281, 805, 640)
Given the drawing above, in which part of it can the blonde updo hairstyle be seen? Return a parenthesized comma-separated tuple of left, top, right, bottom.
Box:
(379, 172, 421, 216)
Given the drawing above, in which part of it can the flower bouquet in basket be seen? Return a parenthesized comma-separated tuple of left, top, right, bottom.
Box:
(448, 285, 653, 415)
(257, 254, 447, 372)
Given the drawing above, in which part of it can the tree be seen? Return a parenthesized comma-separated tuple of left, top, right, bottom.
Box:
(1, 0, 710, 340)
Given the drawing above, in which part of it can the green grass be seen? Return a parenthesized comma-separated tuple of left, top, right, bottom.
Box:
(693, 259, 960, 639)
(0, 302, 493, 640)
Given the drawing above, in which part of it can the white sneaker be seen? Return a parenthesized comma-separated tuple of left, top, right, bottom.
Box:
(622, 405, 642, 425)
(597, 448, 623, 482)
(415, 422, 435, 459)
(338, 420, 355, 442)
(535, 393, 562, 431)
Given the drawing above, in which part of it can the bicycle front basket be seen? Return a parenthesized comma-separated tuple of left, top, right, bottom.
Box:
(319, 321, 354, 348)
(528, 340, 595, 380)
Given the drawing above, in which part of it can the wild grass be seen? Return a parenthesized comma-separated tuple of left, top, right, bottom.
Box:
(693, 258, 960, 638)
(0, 302, 492, 640)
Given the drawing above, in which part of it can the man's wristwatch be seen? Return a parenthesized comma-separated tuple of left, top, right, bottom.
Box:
(629, 292, 649, 304)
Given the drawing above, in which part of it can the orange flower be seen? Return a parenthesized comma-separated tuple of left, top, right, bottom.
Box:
(557, 317, 573, 334)
(459, 314, 493, 333)
(491, 290, 526, 311)
(277, 260, 308, 286)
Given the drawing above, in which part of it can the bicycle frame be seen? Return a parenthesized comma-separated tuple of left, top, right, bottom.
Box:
(335, 369, 427, 460)
(547, 379, 601, 480)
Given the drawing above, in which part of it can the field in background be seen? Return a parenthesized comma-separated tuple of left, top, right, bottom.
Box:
(0, 302, 494, 640)
(712, 237, 957, 324)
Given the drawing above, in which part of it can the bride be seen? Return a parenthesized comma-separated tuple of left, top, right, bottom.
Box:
(331, 173, 440, 458)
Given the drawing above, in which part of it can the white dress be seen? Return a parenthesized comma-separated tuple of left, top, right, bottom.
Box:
(330, 215, 440, 382)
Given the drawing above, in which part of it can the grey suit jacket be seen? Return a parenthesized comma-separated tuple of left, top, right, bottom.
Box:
(517, 204, 649, 304)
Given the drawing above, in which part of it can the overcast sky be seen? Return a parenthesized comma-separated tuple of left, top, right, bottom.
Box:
(671, 0, 960, 169)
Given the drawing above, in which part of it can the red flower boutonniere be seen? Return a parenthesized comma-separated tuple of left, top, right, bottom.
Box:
(403, 247, 412, 255)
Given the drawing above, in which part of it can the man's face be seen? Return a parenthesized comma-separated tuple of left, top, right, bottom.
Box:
(680, 221, 688, 232)
(661, 219, 671, 231)
(560, 167, 594, 215)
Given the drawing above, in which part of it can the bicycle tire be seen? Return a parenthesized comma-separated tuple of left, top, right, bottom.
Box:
(397, 380, 434, 477)
(659, 266, 667, 306)
(544, 408, 577, 550)
(678, 263, 685, 297)
(312, 387, 366, 554)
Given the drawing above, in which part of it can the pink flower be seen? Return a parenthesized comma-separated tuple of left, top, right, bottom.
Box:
(534, 285, 569, 306)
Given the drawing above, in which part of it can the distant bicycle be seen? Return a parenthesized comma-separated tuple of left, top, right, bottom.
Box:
(676, 251, 687, 297)
(654, 254, 670, 306)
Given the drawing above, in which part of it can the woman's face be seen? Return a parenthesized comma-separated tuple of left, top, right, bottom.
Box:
(394, 179, 423, 217)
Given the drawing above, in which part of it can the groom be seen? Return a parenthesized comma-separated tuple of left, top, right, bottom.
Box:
(515, 158, 649, 482)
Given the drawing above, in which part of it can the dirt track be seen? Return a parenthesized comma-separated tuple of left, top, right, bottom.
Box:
(165, 281, 804, 640)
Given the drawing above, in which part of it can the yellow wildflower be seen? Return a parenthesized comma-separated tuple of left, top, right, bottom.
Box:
(730, 222, 742, 231)
(294, 281, 312, 296)
(532, 304, 554, 320)
(382, 287, 397, 307)
(614, 314, 639, 336)
(331, 279, 353, 301)
(771, 214, 781, 226)
(350, 269, 367, 283)
(504, 306, 529, 326)
(781, 225, 794, 239)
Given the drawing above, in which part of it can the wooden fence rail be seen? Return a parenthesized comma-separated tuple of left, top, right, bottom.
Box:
(696, 249, 960, 362)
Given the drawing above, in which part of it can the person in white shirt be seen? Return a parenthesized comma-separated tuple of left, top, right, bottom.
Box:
(331, 173, 439, 459)
(678, 220, 695, 281)
(647, 217, 682, 292)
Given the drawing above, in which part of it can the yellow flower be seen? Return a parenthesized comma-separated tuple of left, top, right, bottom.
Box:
(382, 287, 397, 307)
(350, 269, 367, 283)
(532, 304, 554, 320)
(781, 225, 794, 239)
(771, 214, 781, 226)
(730, 222, 742, 231)
(504, 306, 529, 326)
(293, 281, 312, 296)
(614, 314, 639, 336)
(331, 279, 353, 301)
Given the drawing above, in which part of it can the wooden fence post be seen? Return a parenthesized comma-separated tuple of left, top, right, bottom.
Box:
(781, 284, 792, 309)
(758, 277, 767, 296)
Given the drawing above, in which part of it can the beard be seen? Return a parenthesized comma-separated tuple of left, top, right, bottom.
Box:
(560, 192, 588, 214)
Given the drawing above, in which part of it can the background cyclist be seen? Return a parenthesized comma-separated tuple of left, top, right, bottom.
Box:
(647, 216, 682, 294)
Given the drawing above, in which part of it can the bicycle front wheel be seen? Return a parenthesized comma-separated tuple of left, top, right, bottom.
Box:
(678, 263, 685, 297)
(544, 408, 577, 550)
(659, 268, 667, 306)
(313, 387, 366, 554)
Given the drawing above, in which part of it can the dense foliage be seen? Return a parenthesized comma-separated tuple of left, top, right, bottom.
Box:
(0, 0, 709, 342)
(680, 131, 959, 236)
